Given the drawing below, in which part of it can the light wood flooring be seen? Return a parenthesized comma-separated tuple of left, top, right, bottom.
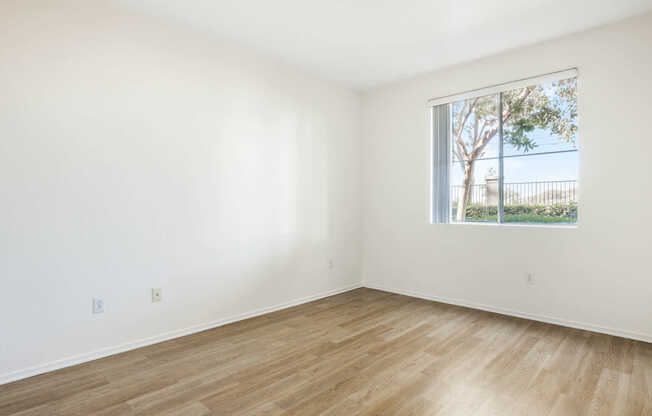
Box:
(1, 288, 651, 415)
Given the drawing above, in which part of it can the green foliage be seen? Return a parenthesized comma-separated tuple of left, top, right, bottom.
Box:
(502, 78, 578, 151)
(503, 117, 537, 152)
(451, 78, 578, 161)
(503, 214, 575, 223)
(465, 214, 575, 224)
(460, 203, 577, 224)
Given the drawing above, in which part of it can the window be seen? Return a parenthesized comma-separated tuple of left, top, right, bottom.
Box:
(431, 69, 578, 225)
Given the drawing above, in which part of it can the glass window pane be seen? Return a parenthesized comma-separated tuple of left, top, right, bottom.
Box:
(450, 94, 499, 223)
(501, 78, 578, 224)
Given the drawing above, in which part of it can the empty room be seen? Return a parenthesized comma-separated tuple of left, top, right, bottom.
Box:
(2, 0, 652, 414)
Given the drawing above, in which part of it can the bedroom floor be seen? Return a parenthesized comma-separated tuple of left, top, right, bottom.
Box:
(1, 288, 650, 415)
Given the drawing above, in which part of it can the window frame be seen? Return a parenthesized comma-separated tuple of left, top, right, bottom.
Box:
(430, 68, 579, 227)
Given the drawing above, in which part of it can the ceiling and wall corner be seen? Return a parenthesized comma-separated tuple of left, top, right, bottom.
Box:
(115, 0, 652, 89)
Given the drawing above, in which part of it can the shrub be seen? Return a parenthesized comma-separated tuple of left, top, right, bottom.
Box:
(461, 203, 577, 222)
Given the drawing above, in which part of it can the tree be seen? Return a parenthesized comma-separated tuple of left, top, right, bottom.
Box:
(452, 78, 577, 221)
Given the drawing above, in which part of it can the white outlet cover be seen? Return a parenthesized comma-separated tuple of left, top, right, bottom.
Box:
(152, 288, 162, 302)
(92, 298, 104, 314)
(526, 273, 535, 285)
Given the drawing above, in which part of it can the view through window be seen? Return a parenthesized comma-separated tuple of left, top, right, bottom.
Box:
(432, 71, 578, 225)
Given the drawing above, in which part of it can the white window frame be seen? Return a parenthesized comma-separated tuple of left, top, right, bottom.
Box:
(430, 68, 579, 226)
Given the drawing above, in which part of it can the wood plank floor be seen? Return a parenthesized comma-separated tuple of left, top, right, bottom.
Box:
(1, 288, 651, 415)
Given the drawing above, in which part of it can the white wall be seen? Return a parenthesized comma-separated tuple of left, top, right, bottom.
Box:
(361, 14, 652, 341)
(3, 0, 651, 387)
(0, 0, 361, 382)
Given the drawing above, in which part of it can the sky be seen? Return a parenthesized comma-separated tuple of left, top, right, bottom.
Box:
(449, 79, 578, 187)
(450, 128, 579, 186)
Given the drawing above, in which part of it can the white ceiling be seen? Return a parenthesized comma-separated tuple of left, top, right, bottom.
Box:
(117, 0, 652, 90)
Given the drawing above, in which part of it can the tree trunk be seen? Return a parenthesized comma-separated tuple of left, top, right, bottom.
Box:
(456, 160, 475, 221)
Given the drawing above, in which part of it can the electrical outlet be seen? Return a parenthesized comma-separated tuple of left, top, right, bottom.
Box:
(151, 288, 162, 303)
(526, 273, 535, 286)
(328, 259, 334, 270)
(92, 298, 104, 314)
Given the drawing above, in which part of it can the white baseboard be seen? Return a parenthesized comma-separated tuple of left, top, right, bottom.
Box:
(0, 283, 361, 385)
(6, 282, 648, 385)
(364, 283, 652, 344)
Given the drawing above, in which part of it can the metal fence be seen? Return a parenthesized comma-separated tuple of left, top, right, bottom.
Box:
(453, 180, 577, 206)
